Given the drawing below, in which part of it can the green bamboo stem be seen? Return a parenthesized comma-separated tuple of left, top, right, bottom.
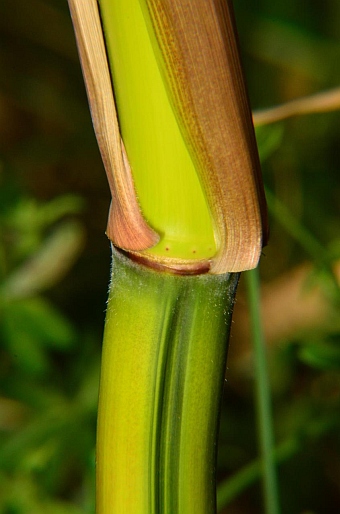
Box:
(96, 248, 239, 513)
(67, 2, 267, 511)
(245, 268, 280, 514)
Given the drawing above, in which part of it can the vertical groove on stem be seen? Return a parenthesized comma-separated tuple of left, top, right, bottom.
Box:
(96, 248, 239, 513)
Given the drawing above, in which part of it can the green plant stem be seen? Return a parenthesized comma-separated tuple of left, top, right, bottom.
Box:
(96, 248, 239, 513)
(217, 415, 336, 510)
(245, 268, 280, 514)
(217, 437, 296, 511)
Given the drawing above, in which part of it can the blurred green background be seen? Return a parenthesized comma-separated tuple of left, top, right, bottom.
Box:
(0, 1, 340, 513)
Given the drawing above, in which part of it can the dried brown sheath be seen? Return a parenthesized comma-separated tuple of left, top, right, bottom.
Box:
(67, 0, 159, 251)
(140, 0, 268, 272)
(68, 0, 267, 273)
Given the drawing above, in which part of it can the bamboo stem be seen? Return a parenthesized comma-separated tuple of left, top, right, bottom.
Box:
(96, 248, 239, 513)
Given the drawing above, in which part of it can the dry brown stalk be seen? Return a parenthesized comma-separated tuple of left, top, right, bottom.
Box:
(253, 87, 340, 126)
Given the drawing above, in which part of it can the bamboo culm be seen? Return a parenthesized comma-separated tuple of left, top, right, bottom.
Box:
(96, 248, 239, 514)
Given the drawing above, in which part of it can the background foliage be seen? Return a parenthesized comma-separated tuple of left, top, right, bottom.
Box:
(0, 1, 339, 513)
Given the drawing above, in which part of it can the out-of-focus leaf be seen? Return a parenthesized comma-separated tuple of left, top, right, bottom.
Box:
(6, 195, 83, 233)
(298, 340, 340, 370)
(1, 196, 84, 265)
(1, 310, 50, 376)
(2, 297, 76, 354)
(0, 401, 71, 469)
(0, 471, 85, 514)
(1, 221, 85, 299)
